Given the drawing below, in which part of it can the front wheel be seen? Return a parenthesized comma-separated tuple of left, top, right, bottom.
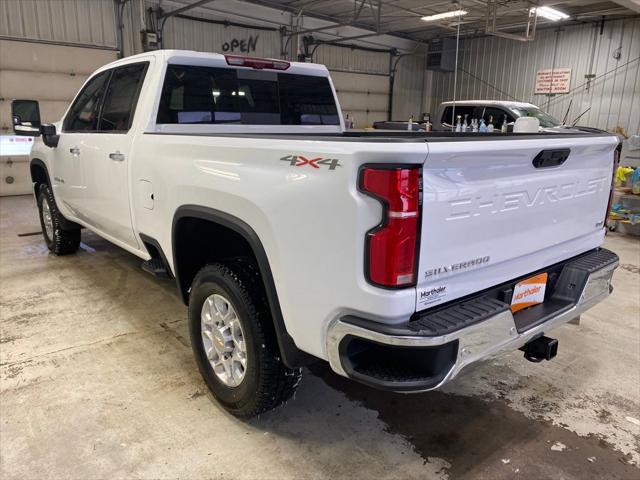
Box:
(188, 260, 301, 417)
(37, 184, 80, 255)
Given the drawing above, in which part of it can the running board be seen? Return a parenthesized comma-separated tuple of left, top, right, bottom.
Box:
(141, 258, 171, 278)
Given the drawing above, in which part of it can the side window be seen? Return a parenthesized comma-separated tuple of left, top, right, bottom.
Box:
(441, 105, 475, 126)
(483, 107, 514, 125)
(100, 63, 148, 132)
(63, 71, 110, 132)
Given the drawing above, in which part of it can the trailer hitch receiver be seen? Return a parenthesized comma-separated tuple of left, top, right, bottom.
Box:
(520, 335, 558, 363)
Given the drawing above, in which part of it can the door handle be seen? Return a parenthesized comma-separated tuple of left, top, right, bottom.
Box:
(109, 152, 125, 162)
(70, 147, 80, 156)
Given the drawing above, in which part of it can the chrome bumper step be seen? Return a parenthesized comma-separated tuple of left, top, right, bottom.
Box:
(326, 248, 619, 392)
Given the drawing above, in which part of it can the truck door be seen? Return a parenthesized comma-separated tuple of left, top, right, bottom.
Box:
(79, 62, 149, 250)
(53, 70, 111, 219)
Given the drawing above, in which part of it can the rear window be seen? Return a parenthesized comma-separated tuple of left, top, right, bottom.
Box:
(157, 65, 340, 126)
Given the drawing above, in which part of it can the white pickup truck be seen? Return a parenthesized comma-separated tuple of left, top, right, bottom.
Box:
(13, 50, 620, 417)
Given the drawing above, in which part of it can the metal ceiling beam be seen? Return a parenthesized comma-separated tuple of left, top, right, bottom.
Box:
(226, 0, 638, 46)
(286, 0, 370, 36)
(157, 0, 216, 19)
(244, 0, 428, 43)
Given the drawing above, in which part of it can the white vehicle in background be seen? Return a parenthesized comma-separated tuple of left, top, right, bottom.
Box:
(433, 100, 562, 131)
(13, 50, 620, 417)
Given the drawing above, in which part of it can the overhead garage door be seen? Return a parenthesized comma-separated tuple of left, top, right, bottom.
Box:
(0, 39, 117, 196)
(330, 71, 389, 129)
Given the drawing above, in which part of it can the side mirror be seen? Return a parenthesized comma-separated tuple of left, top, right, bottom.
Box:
(41, 124, 60, 148)
(12, 99, 41, 136)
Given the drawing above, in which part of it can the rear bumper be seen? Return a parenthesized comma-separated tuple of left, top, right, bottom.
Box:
(326, 248, 619, 392)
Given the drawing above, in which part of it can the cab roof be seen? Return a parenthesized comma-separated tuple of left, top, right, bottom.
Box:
(97, 49, 330, 77)
(440, 100, 539, 109)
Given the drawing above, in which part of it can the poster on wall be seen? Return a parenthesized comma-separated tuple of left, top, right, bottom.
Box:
(535, 68, 572, 94)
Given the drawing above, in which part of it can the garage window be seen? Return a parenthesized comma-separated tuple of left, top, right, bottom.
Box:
(157, 64, 339, 126)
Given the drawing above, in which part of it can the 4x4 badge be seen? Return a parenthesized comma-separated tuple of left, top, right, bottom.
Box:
(280, 155, 341, 170)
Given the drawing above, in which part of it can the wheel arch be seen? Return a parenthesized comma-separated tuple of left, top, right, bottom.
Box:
(172, 205, 315, 368)
(30, 158, 51, 196)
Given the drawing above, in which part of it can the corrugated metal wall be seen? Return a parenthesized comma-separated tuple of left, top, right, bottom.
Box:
(0, 0, 117, 48)
(313, 44, 388, 74)
(430, 18, 640, 135)
(393, 53, 426, 121)
(0, 0, 424, 125)
(162, 16, 281, 58)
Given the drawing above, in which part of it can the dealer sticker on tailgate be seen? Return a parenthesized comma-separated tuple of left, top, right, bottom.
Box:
(511, 273, 548, 313)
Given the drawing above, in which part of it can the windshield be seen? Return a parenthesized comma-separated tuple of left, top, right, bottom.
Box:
(511, 107, 561, 128)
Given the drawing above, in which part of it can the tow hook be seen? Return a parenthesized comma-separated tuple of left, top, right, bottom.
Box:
(520, 336, 558, 363)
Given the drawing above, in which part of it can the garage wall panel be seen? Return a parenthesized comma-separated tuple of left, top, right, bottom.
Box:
(0, 38, 117, 73)
(0, 39, 117, 128)
(0, 70, 87, 102)
(330, 70, 389, 128)
(0, 39, 117, 196)
(312, 45, 391, 127)
(430, 18, 640, 135)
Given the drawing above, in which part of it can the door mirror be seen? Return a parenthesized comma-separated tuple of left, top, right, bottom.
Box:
(11, 99, 41, 136)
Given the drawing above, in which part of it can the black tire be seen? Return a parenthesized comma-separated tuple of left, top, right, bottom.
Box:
(37, 183, 81, 255)
(188, 259, 302, 417)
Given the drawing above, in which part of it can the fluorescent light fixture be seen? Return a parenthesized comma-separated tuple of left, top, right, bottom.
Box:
(531, 6, 570, 21)
(421, 9, 468, 22)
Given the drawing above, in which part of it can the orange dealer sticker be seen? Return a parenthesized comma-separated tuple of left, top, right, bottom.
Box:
(511, 273, 548, 313)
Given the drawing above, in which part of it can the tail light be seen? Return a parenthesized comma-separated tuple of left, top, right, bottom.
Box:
(605, 146, 621, 228)
(225, 55, 290, 70)
(360, 166, 422, 288)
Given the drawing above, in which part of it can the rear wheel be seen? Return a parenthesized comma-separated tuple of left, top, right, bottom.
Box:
(37, 184, 80, 255)
(188, 260, 301, 417)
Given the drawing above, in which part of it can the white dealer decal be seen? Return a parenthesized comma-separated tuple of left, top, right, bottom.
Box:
(417, 285, 448, 307)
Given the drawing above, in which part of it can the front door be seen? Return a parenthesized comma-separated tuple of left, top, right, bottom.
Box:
(79, 62, 149, 250)
(53, 70, 111, 219)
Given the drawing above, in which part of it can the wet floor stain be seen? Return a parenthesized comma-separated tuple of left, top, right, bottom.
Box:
(309, 363, 639, 479)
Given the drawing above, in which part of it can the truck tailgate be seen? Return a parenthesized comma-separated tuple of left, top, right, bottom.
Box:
(416, 135, 618, 311)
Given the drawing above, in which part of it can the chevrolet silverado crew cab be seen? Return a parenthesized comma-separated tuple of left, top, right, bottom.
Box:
(12, 50, 620, 417)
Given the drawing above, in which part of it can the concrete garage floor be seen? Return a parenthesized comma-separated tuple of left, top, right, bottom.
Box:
(1, 194, 639, 480)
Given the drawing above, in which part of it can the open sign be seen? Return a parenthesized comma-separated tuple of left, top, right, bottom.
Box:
(222, 35, 259, 53)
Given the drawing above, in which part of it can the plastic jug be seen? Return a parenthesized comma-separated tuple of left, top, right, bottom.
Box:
(513, 116, 540, 133)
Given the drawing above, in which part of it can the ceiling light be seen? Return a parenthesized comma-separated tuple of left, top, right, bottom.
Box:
(421, 10, 468, 22)
(531, 6, 570, 21)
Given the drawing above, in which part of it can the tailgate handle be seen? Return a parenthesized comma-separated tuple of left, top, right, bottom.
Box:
(532, 149, 570, 168)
